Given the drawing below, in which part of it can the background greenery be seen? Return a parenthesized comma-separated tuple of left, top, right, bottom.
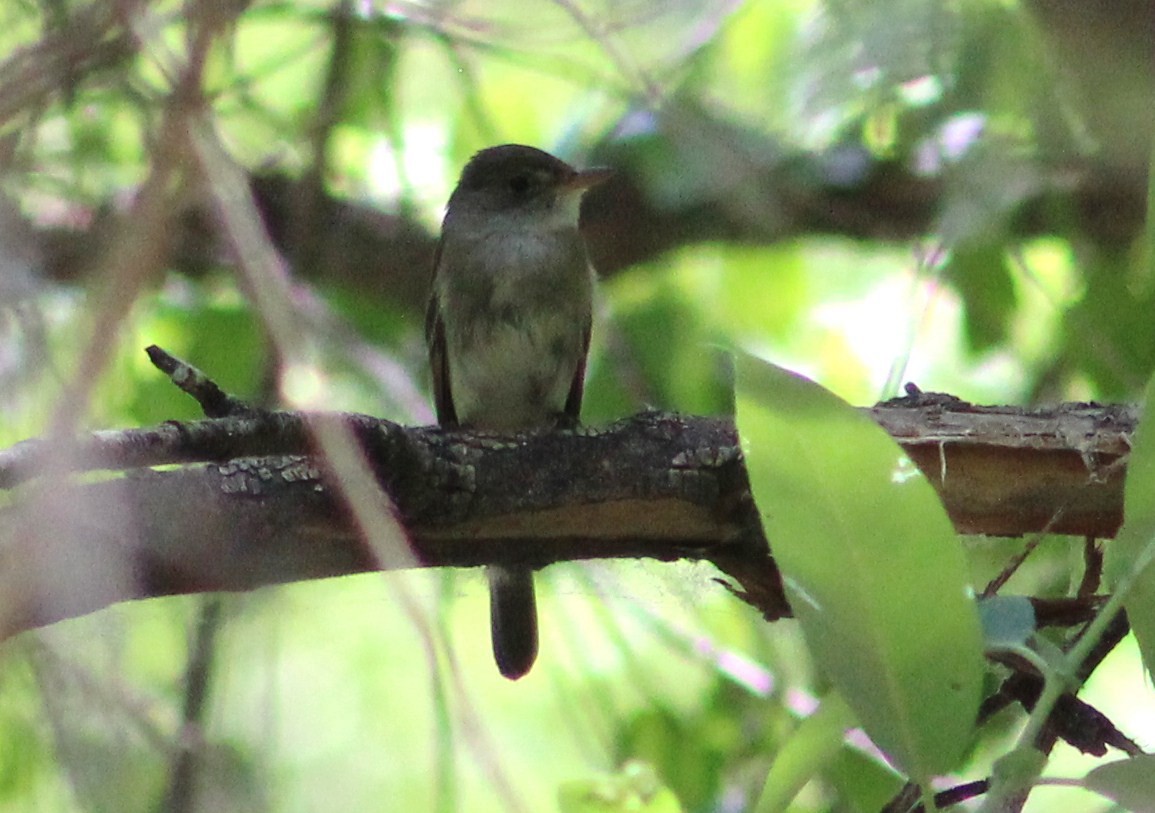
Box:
(0, 0, 1152, 810)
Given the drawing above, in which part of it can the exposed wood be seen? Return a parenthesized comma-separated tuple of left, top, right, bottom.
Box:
(869, 397, 1134, 537)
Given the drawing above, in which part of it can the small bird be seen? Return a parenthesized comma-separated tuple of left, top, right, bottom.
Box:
(426, 144, 611, 679)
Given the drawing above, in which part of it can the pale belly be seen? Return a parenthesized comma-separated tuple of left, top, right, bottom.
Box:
(449, 314, 582, 430)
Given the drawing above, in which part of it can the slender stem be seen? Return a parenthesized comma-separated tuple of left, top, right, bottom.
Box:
(979, 529, 1155, 812)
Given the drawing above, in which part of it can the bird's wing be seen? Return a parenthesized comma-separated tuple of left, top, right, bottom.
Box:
(425, 241, 458, 427)
(563, 314, 591, 420)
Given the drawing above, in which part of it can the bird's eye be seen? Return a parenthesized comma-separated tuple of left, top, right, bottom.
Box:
(508, 174, 531, 195)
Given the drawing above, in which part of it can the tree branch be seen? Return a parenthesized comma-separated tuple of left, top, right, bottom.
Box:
(0, 391, 1137, 639)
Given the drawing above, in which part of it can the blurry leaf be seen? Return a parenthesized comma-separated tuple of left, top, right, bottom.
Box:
(977, 595, 1036, 650)
(1061, 251, 1155, 398)
(693, 1, 803, 132)
(946, 242, 1016, 353)
(754, 692, 855, 813)
(1084, 754, 1155, 812)
(701, 244, 808, 344)
(615, 705, 723, 810)
(325, 285, 414, 348)
(1104, 372, 1155, 683)
(824, 743, 905, 813)
(340, 17, 402, 133)
(230, 10, 329, 121)
(800, 1, 965, 131)
(735, 353, 984, 779)
(0, 667, 55, 802)
(953, 2, 1074, 158)
(558, 761, 683, 813)
(590, 273, 732, 419)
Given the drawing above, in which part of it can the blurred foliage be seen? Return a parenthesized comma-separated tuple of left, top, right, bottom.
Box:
(0, 0, 1153, 811)
(558, 760, 684, 813)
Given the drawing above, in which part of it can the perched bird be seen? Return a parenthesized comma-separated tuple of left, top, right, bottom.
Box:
(426, 144, 611, 679)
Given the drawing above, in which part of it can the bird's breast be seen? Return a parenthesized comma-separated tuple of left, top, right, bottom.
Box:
(439, 229, 592, 430)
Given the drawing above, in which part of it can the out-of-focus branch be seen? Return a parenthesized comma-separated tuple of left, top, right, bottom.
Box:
(0, 2, 137, 127)
(26, 145, 1147, 316)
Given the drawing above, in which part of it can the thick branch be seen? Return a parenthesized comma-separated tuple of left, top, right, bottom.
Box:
(0, 412, 772, 637)
(0, 399, 1136, 638)
(869, 393, 1133, 537)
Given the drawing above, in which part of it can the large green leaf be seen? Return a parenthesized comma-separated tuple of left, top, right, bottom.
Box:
(1105, 373, 1155, 682)
(1109, 150, 1155, 672)
(735, 354, 984, 779)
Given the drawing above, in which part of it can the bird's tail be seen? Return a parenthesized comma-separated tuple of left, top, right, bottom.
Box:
(487, 565, 538, 680)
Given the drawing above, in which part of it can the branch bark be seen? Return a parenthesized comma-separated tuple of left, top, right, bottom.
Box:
(0, 396, 1136, 640)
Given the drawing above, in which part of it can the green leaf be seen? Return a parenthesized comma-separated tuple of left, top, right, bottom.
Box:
(754, 692, 857, 813)
(1060, 251, 1155, 399)
(977, 595, 1037, 650)
(615, 704, 722, 810)
(735, 354, 984, 779)
(946, 242, 1017, 353)
(1085, 754, 1155, 811)
(1110, 155, 1155, 664)
(824, 741, 906, 813)
(1105, 373, 1155, 683)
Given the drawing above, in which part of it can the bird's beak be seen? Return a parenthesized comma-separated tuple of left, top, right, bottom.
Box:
(561, 167, 614, 192)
